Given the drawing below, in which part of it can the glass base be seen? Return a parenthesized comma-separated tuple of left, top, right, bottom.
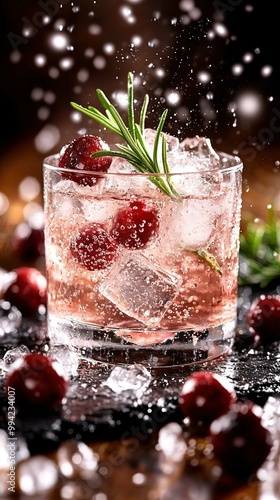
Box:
(47, 315, 236, 368)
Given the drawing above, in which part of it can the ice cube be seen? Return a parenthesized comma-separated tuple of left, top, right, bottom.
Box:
(81, 198, 118, 224)
(57, 439, 99, 480)
(47, 345, 80, 377)
(103, 364, 152, 397)
(0, 430, 9, 470)
(103, 157, 155, 196)
(144, 128, 180, 155)
(99, 252, 182, 326)
(179, 136, 220, 165)
(3, 345, 30, 366)
(0, 360, 8, 378)
(17, 456, 58, 495)
(158, 422, 187, 460)
(167, 151, 223, 197)
(0, 300, 22, 333)
(161, 197, 220, 252)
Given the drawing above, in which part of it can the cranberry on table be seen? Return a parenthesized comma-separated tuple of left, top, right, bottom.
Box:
(112, 200, 159, 249)
(5, 353, 68, 410)
(3, 267, 47, 316)
(58, 134, 112, 186)
(12, 221, 45, 261)
(70, 223, 119, 271)
(179, 371, 236, 426)
(247, 294, 280, 344)
(210, 401, 272, 479)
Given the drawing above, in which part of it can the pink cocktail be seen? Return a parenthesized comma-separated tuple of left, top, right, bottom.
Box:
(43, 134, 242, 367)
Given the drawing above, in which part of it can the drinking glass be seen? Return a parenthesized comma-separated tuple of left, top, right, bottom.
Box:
(43, 152, 242, 367)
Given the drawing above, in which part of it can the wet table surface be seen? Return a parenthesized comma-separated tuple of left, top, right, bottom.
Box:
(0, 283, 280, 499)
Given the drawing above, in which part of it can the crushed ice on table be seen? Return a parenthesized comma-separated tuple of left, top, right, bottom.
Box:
(56, 439, 99, 480)
(17, 455, 59, 495)
(0, 300, 22, 334)
(99, 252, 182, 327)
(47, 345, 80, 377)
(157, 422, 187, 461)
(0, 359, 7, 378)
(103, 364, 152, 398)
(3, 344, 30, 366)
(259, 397, 280, 499)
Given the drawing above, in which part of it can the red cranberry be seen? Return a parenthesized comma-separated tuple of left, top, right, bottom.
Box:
(3, 267, 47, 316)
(12, 221, 45, 261)
(247, 295, 280, 344)
(179, 371, 236, 426)
(210, 401, 272, 479)
(58, 134, 112, 186)
(112, 200, 159, 249)
(5, 353, 68, 410)
(70, 223, 119, 271)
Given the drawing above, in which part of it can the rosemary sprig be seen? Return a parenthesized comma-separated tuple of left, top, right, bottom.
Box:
(239, 206, 280, 288)
(70, 72, 223, 275)
(71, 72, 178, 197)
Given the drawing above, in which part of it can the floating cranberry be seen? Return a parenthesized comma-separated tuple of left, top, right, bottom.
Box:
(247, 294, 280, 344)
(70, 223, 119, 271)
(5, 353, 68, 410)
(58, 134, 112, 186)
(3, 267, 47, 316)
(179, 371, 236, 426)
(112, 200, 159, 249)
(210, 401, 272, 479)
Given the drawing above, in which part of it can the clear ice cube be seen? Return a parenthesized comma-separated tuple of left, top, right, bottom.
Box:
(103, 364, 152, 397)
(162, 197, 221, 251)
(99, 252, 182, 326)
(3, 345, 30, 366)
(17, 456, 58, 495)
(158, 422, 187, 460)
(57, 440, 99, 480)
(47, 345, 80, 377)
(103, 157, 156, 196)
(0, 299, 22, 333)
(144, 128, 180, 154)
(0, 360, 8, 378)
(179, 136, 220, 165)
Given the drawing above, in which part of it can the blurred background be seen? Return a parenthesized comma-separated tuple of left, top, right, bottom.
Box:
(0, 0, 279, 270)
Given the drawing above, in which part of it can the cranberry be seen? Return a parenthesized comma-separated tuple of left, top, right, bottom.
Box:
(179, 371, 236, 426)
(112, 201, 159, 249)
(58, 134, 112, 186)
(70, 223, 119, 271)
(247, 295, 280, 344)
(210, 401, 272, 479)
(3, 267, 47, 316)
(12, 221, 45, 261)
(5, 353, 68, 410)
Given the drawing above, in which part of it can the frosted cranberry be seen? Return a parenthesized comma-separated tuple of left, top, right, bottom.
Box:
(112, 201, 159, 249)
(58, 134, 112, 186)
(210, 401, 272, 479)
(3, 267, 47, 316)
(179, 371, 236, 426)
(247, 294, 280, 344)
(70, 223, 119, 271)
(5, 353, 68, 410)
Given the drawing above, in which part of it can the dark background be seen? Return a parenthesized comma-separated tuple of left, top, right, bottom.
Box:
(0, 0, 279, 235)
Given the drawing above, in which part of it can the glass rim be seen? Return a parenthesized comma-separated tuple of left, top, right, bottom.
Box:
(43, 152, 243, 177)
